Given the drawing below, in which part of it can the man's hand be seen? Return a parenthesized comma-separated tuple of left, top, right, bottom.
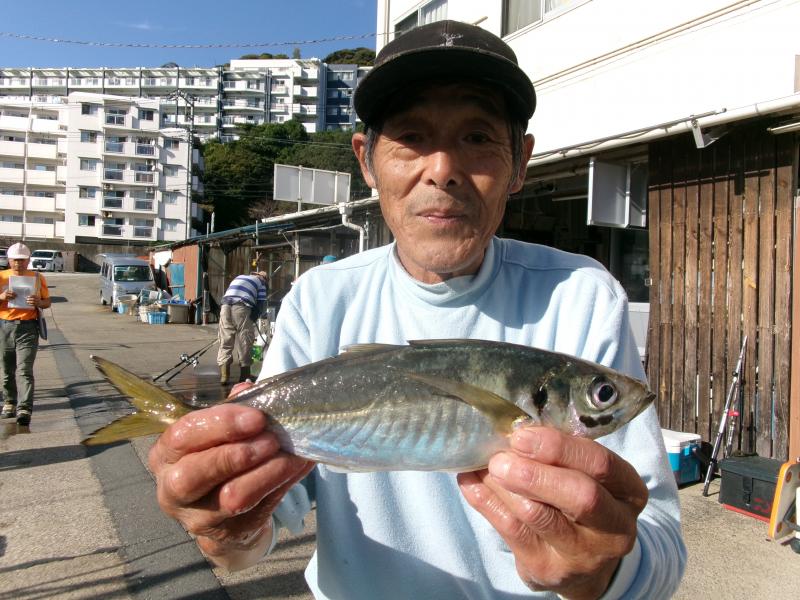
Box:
(148, 404, 315, 571)
(458, 427, 648, 600)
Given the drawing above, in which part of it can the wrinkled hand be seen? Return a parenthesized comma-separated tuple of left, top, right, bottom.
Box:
(148, 403, 315, 571)
(458, 427, 648, 600)
(26, 294, 40, 308)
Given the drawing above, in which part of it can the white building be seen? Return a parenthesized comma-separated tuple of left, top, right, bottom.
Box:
(373, 1, 800, 457)
(0, 61, 370, 142)
(0, 92, 203, 245)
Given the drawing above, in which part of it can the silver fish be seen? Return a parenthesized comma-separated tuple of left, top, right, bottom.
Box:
(83, 339, 654, 472)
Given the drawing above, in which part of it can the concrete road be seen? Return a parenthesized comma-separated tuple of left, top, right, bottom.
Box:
(0, 273, 798, 599)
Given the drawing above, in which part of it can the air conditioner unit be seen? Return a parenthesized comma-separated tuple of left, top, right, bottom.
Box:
(102, 211, 112, 218)
(102, 183, 111, 190)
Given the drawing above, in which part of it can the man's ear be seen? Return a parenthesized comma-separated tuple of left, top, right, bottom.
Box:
(351, 132, 377, 189)
(510, 133, 535, 194)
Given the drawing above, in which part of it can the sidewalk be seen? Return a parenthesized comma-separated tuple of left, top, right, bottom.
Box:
(0, 273, 798, 599)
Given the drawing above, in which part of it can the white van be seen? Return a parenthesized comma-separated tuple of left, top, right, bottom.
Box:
(99, 254, 156, 311)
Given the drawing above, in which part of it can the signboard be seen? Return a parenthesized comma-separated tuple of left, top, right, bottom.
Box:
(273, 164, 351, 206)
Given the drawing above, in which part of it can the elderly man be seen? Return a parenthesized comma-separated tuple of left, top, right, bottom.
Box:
(149, 21, 685, 599)
(216, 270, 268, 384)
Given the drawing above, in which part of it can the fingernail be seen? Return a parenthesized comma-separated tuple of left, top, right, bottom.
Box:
(250, 437, 276, 459)
(512, 428, 542, 454)
(235, 410, 264, 434)
(489, 453, 512, 480)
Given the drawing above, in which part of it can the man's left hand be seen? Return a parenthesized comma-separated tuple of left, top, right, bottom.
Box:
(458, 426, 648, 600)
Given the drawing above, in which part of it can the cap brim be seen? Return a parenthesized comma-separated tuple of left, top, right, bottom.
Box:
(355, 47, 535, 126)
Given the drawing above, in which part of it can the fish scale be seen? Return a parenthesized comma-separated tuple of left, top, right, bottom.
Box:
(83, 339, 655, 472)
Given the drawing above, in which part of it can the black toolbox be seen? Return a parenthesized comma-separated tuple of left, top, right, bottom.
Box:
(718, 455, 782, 522)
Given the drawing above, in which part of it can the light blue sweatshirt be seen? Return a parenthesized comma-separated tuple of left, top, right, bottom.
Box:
(261, 237, 686, 599)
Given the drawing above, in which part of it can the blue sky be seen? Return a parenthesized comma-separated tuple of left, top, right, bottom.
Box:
(0, 0, 378, 67)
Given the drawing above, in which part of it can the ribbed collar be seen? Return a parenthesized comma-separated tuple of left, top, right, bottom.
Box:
(388, 237, 501, 308)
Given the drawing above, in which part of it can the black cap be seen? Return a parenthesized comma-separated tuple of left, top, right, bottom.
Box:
(354, 20, 535, 127)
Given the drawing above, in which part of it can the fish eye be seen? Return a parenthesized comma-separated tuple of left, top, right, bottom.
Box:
(589, 377, 618, 409)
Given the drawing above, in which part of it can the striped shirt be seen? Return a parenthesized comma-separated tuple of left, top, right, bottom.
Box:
(221, 274, 266, 308)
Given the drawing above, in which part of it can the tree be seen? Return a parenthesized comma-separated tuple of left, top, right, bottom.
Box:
(200, 122, 371, 230)
(323, 47, 375, 66)
(292, 47, 301, 59)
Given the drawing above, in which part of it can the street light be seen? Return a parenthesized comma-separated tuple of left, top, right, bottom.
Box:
(165, 90, 195, 240)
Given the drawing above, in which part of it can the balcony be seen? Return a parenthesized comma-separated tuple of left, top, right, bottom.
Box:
(55, 192, 66, 210)
(102, 196, 124, 209)
(103, 168, 124, 181)
(0, 167, 24, 183)
(143, 78, 176, 88)
(0, 79, 29, 89)
(270, 86, 288, 95)
(222, 99, 264, 110)
(0, 195, 24, 210)
(293, 86, 318, 98)
(102, 224, 123, 236)
(0, 115, 29, 131)
(134, 172, 155, 184)
(25, 222, 55, 238)
(133, 199, 155, 212)
(26, 169, 57, 186)
(32, 78, 66, 88)
(133, 226, 154, 238)
(30, 119, 63, 134)
(0, 221, 23, 236)
(104, 141, 125, 154)
(27, 143, 58, 160)
(26, 196, 57, 212)
(0, 140, 25, 157)
(135, 144, 155, 156)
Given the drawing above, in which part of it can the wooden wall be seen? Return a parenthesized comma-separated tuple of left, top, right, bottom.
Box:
(647, 124, 796, 460)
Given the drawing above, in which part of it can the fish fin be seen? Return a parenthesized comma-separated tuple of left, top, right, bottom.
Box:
(82, 413, 168, 446)
(83, 356, 193, 445)
(404, 373, 528, 428)
(322, 463, 372, 474)
(340, 343, 404, 355)
(91, 355, 191, 415)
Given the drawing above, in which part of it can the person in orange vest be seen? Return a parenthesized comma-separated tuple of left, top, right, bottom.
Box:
(0, 242, 51, 426)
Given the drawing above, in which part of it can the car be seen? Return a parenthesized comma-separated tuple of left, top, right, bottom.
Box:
(98, 253, 156, 311)
(0, 247, 7, 270)
(30, 249, 64, 272)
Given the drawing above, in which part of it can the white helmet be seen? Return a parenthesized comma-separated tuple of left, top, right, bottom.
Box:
(7, 242, 31, 259)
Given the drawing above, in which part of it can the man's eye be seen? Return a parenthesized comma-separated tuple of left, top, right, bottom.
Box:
(465, 132, 490, 144)
(397, 132, 423, 144)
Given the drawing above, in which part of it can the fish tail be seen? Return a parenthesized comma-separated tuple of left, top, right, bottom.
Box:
(82, 355, 193, 446)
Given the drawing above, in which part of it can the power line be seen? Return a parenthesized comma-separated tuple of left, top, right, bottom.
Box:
(0, 30, 379, 50)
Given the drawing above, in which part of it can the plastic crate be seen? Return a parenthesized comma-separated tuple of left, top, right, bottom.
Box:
(147, 311, 167, 325)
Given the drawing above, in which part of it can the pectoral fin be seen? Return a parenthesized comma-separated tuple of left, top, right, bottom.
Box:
(405, 373, 527, 430)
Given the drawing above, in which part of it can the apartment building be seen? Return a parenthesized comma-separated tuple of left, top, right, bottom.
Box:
(0, 92, 203, 245)
(0, 60, 370, 142)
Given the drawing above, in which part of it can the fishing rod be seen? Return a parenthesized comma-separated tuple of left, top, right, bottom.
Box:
(152, 338, 218, 383)
(702, 336, 747, 497)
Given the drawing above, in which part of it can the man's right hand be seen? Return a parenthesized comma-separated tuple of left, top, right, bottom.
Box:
(148, 404, 315, 571)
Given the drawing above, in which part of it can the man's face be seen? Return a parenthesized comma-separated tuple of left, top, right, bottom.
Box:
(353, 84, 534, 284)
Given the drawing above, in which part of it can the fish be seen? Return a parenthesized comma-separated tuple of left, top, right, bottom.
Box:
(83, 339, 654, 472)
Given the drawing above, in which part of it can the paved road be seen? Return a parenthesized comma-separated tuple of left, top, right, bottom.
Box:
(0, 272, 798, 599)
(0, 273, 315, 600)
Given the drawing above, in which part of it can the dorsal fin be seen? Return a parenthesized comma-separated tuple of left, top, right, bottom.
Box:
(340, 343, 404, 355)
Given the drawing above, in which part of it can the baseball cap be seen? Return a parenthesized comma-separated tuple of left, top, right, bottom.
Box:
(354, 20, 536, 127)
(7, 242, 31, 259)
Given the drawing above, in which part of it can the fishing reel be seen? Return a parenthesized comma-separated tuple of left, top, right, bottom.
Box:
(179, 352, 200, 368)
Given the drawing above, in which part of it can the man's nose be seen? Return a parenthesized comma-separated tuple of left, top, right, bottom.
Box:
(423, 149, 463, 189)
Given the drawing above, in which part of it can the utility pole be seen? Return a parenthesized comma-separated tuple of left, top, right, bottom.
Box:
(166, 89, 196, 240)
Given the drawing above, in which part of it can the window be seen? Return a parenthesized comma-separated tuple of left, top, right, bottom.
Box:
(164, 138, 180, 150)
(0, 215, 23, 222)
(29, 216, 54, 224)
(33, 164, 55, 171)
(395, 0, 447, 36)
(0, 189, 23, 196)
(81, 103, 98, 115)
(162, 219, 178, 232)
(163, 191, 178, 204)
(0, 162, 23, 169)
(31, 191, 55, 197)
(163, 165, 179, 177)
(78, 214, 96, 226)
(79, 186, 98, 198)
(79, 158, 96, 171)
(503, 0, 579, 35)
(139, 109, 154, 121)
(106, 107, 126, 125)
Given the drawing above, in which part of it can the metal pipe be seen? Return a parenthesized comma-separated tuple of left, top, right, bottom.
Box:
(339, 203, 366, 253)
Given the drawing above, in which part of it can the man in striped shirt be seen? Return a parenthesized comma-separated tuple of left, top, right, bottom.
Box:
(216, 271, 268, 384)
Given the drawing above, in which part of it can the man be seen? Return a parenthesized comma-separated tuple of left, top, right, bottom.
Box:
(0, 242, 51, 426)
(149, 21, 685, 599)
(216, 270, 268, 384)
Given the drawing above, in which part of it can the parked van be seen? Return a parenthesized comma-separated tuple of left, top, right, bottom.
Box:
(98, 254, 156, 310)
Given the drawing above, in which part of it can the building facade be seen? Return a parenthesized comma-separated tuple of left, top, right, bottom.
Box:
(0, 59, 370, 142)
(0, 92, 203, 245)
(374, 0, 800, 459)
